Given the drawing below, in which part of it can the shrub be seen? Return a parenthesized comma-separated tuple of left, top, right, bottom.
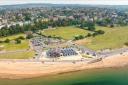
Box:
(96, 30, 105, 34)
(15, 39, 21, 44)
(74, 35, 84, 40)
(4, 39, 10, 43)
(92, 32, 98, 37)
(48, 35, 52, 38)
(124, 42, 128, 46)
(26, 34, 33, 39)
(79, 35, 84, 39)
(86, 33, 92, 37)
(17, 36, 25, 40)
(0, 40, 3, 43)
(92, 30, 105, 37)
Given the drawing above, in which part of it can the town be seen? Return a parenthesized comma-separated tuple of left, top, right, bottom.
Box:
(0, 4, 128, 62)
(0, 4, 128, 30)
(0, 2, 128, 85)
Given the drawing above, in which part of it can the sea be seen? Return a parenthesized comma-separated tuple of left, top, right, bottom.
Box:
(0, 67, 128, 85)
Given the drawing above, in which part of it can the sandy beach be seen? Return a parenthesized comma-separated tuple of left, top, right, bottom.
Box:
(0, 53, 128, 79)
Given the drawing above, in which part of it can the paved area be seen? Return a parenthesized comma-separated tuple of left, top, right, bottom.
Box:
(31, 37, 128, 61)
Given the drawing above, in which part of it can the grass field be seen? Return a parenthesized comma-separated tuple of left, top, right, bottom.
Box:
(0, 51, 35, 59)
(0, 34, 29, 51)
(0, 34, 34, 59)
(84, 26, 128, 50)
(42, 26, 128, 50)
(1, 26, 128, 59)
(0, 34, 26, 41)
(0, 40, 29, 51)
(42, 26, 90, 40)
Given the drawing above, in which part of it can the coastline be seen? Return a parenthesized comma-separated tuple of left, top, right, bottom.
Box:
(0, 53, 128, 79)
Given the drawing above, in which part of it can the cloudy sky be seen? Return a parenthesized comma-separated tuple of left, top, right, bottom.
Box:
(0, 0, 128, 5)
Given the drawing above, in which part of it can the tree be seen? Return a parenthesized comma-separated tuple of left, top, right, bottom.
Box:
(24, 13, 31, 21)
(87, 22, 96, 31)
(92, 30, 105, 37)
(110, 24, 114, 28)
(74, 35, 84, 40)
(15, 39, 21, 44)
(79, 35, 84, 39)
(17, 36, 25, 40)
(26, 34, 33, 39)
(88, 25, 95, 31)
(74, 36, 79, 40)
(92, 32, 98, 37)
(86, 33, 92, 37)
(124, 42, 128, 46)
(80, 21, 87, 29)
(4, 39, 10, 43)
(0, 40, 3, 43)
(96, 30, 105, 34)
(96, 18, 111, 27)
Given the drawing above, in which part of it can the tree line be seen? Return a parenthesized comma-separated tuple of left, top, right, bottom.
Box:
(0, 18, 96, 37)
(73, 30, 105, 40)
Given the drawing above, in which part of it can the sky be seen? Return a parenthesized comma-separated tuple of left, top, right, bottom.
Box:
(0, 0, 128, 5)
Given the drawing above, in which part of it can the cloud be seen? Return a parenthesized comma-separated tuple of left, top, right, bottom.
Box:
(0, 0, 128, 5)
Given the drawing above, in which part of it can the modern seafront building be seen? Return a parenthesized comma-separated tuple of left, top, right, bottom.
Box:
(46, 48, 78, 58)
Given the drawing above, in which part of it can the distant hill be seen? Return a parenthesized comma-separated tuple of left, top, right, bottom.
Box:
(0, 3, 128, 10)
(0, 3, 54, 9)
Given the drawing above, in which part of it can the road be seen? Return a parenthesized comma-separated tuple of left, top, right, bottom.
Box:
(98, 47, 128, 58)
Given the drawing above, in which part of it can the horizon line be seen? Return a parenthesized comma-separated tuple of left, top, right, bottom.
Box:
(1, 3, 128, 6)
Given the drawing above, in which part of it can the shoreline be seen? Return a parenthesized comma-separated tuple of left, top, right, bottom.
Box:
(0, 53, 128, 79)
(0, 65, 126, 80)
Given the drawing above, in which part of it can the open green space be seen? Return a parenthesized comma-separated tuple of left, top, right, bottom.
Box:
(0, 34, 26, 41)
(42, 26, 128, 50)
(85, 26, 128, 50)
(0, 34, 30, 51)
(0, 51, 35, 59)
(0, 34, 34, 59)
(0, 40, 29, 51)
(42, 26, 90, 40)
(0, 26, 128, 59)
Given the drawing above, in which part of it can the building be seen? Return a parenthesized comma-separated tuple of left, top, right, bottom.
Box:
(46, 48, 78, 58)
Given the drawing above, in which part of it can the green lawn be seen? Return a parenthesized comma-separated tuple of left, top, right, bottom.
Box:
(42, 26, 90, 40)
(1, 26, 128, 59)
(0, 34, 26, 41)
(0, 40, 29, 51)
(0, 34, 30, 51)
(85, 26, 128, 50)
(0, 51, 35, 59)
(42, 26, 128, 50)
(0, 34, 34, 59)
